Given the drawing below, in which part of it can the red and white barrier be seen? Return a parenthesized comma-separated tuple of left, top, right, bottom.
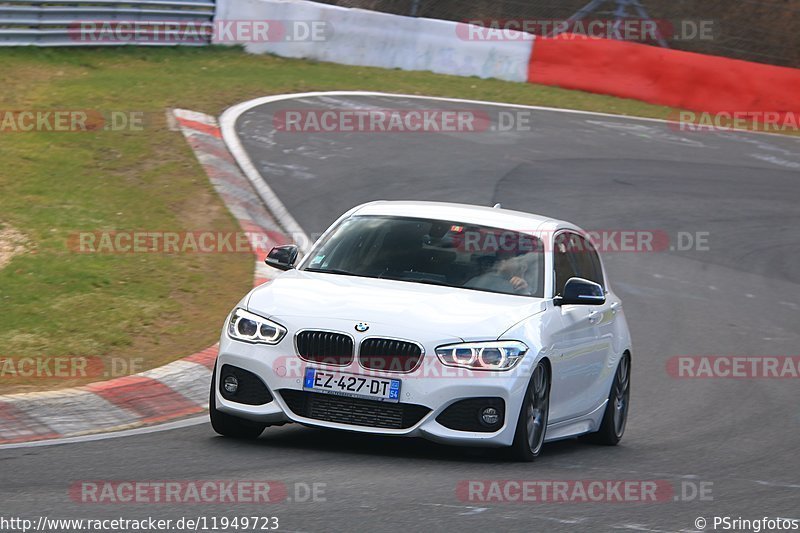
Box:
(215, 0, 799, 116)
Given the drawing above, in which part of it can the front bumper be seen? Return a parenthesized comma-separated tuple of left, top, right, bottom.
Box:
(214, 334, 535, 447)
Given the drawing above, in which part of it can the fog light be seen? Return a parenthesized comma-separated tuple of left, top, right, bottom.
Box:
(480, 407, 500, 426)
(223, 375, 239, 395)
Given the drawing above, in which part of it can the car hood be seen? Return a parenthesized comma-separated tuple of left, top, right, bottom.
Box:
(246, 269, 545, 340)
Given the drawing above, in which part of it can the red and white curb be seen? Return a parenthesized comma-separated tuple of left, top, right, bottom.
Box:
(0, 109, 289, 445)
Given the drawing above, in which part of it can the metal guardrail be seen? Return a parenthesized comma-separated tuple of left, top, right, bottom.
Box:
(0, 0, 215, 46)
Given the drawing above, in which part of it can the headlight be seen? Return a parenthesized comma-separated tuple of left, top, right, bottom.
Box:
(227, 308, 286, 345)
(435, 341, 528, 371)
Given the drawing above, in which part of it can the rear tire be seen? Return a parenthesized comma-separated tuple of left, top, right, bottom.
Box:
(508, 361, 550, 462)
(587, 353, 630, 446)
(209, 364, 266, 439)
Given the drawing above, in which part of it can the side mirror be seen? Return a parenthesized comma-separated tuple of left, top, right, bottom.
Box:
(265, 245, 298, 271)
(554, 277, 605, 306)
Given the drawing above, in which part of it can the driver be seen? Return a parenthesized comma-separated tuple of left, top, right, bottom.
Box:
(466, 253, 536, 295)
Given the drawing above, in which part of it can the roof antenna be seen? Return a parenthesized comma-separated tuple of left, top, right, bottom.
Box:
(492, 203, 502, 209)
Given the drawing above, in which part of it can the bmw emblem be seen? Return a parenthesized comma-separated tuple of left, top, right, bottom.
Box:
(355, 322, 369, 333)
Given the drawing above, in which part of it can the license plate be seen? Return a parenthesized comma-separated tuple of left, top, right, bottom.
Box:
(303, 368, 401, 403)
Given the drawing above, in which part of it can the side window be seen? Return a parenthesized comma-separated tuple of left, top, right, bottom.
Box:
(587, 241, 605, 288)
(553, 233, 578, 296)
(553, 232, 605, 297)
(571, 234, 604, 287)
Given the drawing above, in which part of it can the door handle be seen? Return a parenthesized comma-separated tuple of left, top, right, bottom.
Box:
(588, 310, 600, 324)
(610, 302, 621, 314)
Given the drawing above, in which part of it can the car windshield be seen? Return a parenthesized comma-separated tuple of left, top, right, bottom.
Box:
(302, 215, 545, 297)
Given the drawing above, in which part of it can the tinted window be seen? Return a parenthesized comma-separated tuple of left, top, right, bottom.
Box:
(554, 233, 578, 297)
(553, 232, 604, 296)
(572, 234, 604, 287)
(581, 237, 604, 287)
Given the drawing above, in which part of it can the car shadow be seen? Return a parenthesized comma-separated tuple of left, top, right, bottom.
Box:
(210, 423, 592, 464)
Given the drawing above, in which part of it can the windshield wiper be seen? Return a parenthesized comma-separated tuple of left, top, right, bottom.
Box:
(380, 275, 453, 288)
(304, 267, 359, 276)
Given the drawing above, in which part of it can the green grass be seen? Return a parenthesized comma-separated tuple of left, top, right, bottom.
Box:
(0, 46, 680, 392)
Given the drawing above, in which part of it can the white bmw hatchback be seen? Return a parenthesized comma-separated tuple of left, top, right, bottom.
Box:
(211, 201, 632, 461)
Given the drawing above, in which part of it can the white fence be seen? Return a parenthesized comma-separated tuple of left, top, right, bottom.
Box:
(214, 0, 533, 82)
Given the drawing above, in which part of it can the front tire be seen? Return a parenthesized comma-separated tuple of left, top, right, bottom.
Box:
(508, 361, 550, 462)
(587, 353, 630, 446)
(209, 364, 266, 439)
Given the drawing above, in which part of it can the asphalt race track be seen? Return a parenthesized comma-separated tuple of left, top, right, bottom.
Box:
(2, 95, 799, 532)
